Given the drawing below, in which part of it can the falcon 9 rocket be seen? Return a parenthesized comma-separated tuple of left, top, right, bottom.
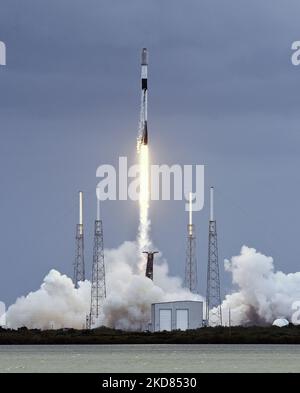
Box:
(138, 48, 148, 146)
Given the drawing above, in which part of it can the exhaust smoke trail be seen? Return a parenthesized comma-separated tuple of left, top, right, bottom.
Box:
(137, 144, 151, 265)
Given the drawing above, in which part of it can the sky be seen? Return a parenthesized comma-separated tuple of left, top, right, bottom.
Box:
(0, 0, 300, 306)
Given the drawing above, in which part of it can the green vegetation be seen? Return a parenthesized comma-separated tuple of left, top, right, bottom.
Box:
(1, 325, 300, 344)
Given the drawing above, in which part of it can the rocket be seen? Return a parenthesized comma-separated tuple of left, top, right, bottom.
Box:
(140, 48, 148, 146)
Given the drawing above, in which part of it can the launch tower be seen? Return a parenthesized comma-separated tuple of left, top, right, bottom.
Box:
(89, 198, 106, 328)
(206, 187, 222, 326)
(73, 191, 85, 288)
(185, 193, 198, 293)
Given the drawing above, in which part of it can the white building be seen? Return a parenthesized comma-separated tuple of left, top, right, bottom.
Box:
(150, 300, 203, 332)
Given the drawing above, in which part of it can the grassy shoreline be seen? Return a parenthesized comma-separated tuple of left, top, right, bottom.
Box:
(1, 325, 300, 344)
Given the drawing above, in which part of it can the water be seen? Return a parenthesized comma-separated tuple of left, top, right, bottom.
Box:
(0, 344, 299, 373)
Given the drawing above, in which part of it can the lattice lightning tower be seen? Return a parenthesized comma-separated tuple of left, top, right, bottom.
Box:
(73, 191, 85, 288)
(89, 198, 106, 328)
(206, 187, 222, 326)
(185, 193, 198, 293)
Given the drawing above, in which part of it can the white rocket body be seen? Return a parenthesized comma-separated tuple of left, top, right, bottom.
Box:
(139, 48, 148, 145)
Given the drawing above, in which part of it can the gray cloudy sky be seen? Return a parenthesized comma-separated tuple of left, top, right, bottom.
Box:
(1, 0, 300, 305)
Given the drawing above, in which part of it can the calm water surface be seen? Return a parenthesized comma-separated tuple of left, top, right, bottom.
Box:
(0, 344, 299, 373)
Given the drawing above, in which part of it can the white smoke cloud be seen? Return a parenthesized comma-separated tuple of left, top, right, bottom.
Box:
(6, 241, 202, 330)
(103, 241, 201, 330)
(221, 246, 300, 326)
(9, 242, 299, 330)
(6, 270, 90, 329)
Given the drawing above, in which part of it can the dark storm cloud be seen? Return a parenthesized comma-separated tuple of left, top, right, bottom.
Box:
(0, 0, 300, 305)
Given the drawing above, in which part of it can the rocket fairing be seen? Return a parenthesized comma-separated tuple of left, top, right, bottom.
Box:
(140, 48, 148, 146)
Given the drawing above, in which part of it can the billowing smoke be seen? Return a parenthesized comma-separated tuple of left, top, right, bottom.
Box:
(5, 270, 90, 329)
(7, 242, 300, 330)
(5, 241, 201, 330)
(220, 246, 300, 326)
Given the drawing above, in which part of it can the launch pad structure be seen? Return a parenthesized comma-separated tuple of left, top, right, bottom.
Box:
(74, 191, 85, 288)
(185, 193, 198, 293)
(206, 187, 222, 326)
(89, 198, 106, 328)
(143, 251, 158, 281)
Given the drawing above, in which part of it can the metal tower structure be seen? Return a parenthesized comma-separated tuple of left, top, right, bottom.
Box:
(73, 191, 85, 288)
(89, 199, 106, 328)
(206, 187, 222, 326)
(143, 251, 158, 281)
(185, 193, 198, 293)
